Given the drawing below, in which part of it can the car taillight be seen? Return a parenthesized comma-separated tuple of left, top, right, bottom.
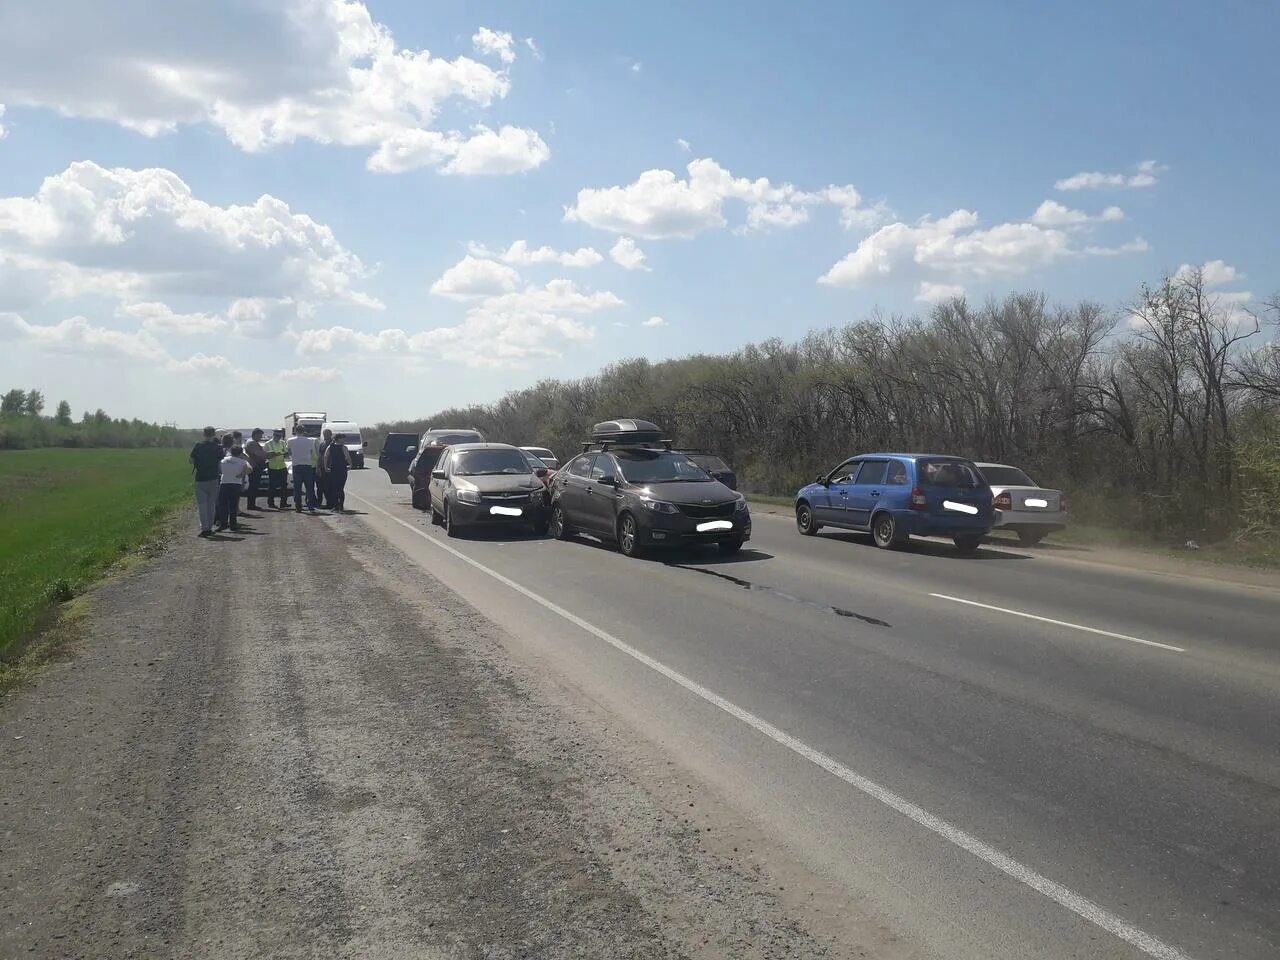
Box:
(993, 491, 1012, 510)
(909, 487, 928, 511)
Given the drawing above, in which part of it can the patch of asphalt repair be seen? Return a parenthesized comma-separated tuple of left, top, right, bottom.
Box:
(665, 562, 891, 627)
(0, 505, 906, 959)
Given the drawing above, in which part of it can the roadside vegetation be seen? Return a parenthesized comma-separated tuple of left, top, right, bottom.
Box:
(372, 271, 1280, 554)
(0, 388, 197, 450)
(0, 449, 190, 672)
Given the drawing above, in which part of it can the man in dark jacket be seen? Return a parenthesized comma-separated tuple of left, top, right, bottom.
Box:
(189, 426, 224, 538)
(243, 428, 269, 510)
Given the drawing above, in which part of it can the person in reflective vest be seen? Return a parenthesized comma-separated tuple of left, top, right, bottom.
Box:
(264, 428, 290, 509)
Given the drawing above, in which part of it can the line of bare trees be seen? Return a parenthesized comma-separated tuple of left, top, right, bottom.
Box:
(373, 269, 1280, 543)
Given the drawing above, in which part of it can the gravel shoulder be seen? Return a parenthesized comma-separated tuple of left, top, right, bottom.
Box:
(0, 505, 891, 959)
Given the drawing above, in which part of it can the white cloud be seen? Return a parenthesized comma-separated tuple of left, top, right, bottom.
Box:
(0, 162, 377, 313)
(610, 237, 649, 271)
(642, 316, 666, 328)
(1030, 200, 1125, 227)
(227, 297, 309, 338)
(916, 282, 966, 304)
(116, 301, 228, 335)
(1080, 238, 1151, 256)
(630, 60, 643, 73)
(675, 138, 690, 153)
(523, 38, 543, 60)
(1055, 159, 1164, 191)
(0, 104, 7, 140)
(440, 125, 550, 176)
(473, 240, 603, 268)
(0, 3, 546, 175)
(821, 209, 1148, 289)
(298, 278, 622, 368)
(430, 255, 520, 300)
(1175, 259, 1243, 286)
(0, 312, 170, 362)
(472, 27, 516, 65)
(565, 158, 870, 239)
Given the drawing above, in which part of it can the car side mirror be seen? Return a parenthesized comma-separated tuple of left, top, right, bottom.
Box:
(597, 475, 617, 487)
(431, 469, 446, 480)
(362, 440, 368, 448)
(535, 468, 548, 478)
(815, 474, 828, 485)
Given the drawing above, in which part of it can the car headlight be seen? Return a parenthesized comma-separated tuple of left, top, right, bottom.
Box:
(734, 494, 749, 512)
(641, 498, 680, 514)
(455, 488, 481, 504)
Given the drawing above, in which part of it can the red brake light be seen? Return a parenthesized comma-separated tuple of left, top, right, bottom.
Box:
(994, 491, 1013, 510)
(909, 486, 928, 511)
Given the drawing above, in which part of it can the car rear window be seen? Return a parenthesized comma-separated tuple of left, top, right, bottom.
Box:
(382, 434, 417, 454)
(424, 430, 483, 445)
(918, 459, 983, 487)
(978, 465, 1035, 486)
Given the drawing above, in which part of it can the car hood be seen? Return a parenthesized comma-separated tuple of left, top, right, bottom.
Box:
(628, 479, 737, 505)
(454, 474, 542, 493)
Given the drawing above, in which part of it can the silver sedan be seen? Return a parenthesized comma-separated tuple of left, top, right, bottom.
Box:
(974, 462, 1067, 546)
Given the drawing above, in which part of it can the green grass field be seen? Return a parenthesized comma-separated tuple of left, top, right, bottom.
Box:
(0, 448, 191, 657)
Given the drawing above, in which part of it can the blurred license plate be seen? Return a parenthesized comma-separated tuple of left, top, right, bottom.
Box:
(1025, 498, 1048, 508)
(943, 500, 978, 515)
(490, 506, 523, 517)
(697, 520, 734, 532)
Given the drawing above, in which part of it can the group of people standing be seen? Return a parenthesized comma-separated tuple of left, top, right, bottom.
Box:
(189, 425, 353, 537)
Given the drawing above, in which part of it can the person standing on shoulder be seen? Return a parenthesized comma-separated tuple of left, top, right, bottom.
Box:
(287, 425, 320, 514)
(189, 426, 223, 538)
(326, 432, 352, 512)
(264, 428, 290, 509)
(243, 428, 269, 510)
(316, 428, 334, 509)
(215, 444, 252, 532)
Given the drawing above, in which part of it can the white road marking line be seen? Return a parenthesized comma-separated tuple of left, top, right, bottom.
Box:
(350, 491, 1197, 960)
(928, 593, 1185, 653)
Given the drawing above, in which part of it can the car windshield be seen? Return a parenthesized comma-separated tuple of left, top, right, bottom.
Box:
(615, 451, 712, 483)
(918, 459, 983, 488)
(979, 465, 1034, 486)
(453, 449, 530, 475)
(521, 451, 547, 469)
(688, 454, 729, 472)
(425, 431, 481, 445)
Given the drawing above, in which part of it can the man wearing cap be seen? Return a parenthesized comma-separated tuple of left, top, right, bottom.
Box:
(264, 428, 291, 509)
(243, 428, 269, 510)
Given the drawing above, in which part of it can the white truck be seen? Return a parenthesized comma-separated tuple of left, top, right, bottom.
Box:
(322, 419, 367, 469)
(286, 411, 327, 439)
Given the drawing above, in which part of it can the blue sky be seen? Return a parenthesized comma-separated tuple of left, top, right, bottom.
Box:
(1, 1, 1275, 427)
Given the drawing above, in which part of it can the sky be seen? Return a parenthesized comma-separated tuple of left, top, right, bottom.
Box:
(1, 0, 1276, 428)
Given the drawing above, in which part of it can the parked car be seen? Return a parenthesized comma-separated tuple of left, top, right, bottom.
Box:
(674, 450, 737, 490)
(378, 432, 419, 485)
(428, 443, 549, 536)
(520, 446, 561, 470)
(794, 453, 993, 555)
(521, 449, 557, 487)
(975, 462, 1067, 546)
(547, 420, 750, 557)
(408, 428, 486, 509)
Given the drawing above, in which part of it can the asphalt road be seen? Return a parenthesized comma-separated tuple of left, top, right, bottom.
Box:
(348, 468, 1280, 960)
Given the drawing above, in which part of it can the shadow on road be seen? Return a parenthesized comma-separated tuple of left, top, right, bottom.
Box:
(818, 531, 1032, 561)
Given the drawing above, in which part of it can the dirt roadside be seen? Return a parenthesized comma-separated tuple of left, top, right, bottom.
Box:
(0, 506, 898, 959)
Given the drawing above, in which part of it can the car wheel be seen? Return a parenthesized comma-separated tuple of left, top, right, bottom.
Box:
(872, 512, 902, 549)
(550, 504, 571, 540)
(429, 500, 442, 526)
(617, 513, 643, 558)
(1018, 530, 1046, 546)
(796, 501, 819, 536)
(953, 534, 982, 555)
(719, 538, 744, 555)
(410, 487, 425, 511)
(445, 503, 461, 538)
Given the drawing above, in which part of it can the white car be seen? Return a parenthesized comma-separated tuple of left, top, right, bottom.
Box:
(974, 462, 1067, 546)
(520, 446, 560, 470)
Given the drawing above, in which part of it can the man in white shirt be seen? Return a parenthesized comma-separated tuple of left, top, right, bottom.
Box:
(214, 445, 252, 532)
(286, 425, 320, 514)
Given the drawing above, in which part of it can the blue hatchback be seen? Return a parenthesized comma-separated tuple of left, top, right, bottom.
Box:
(794, 453, 994, 554)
